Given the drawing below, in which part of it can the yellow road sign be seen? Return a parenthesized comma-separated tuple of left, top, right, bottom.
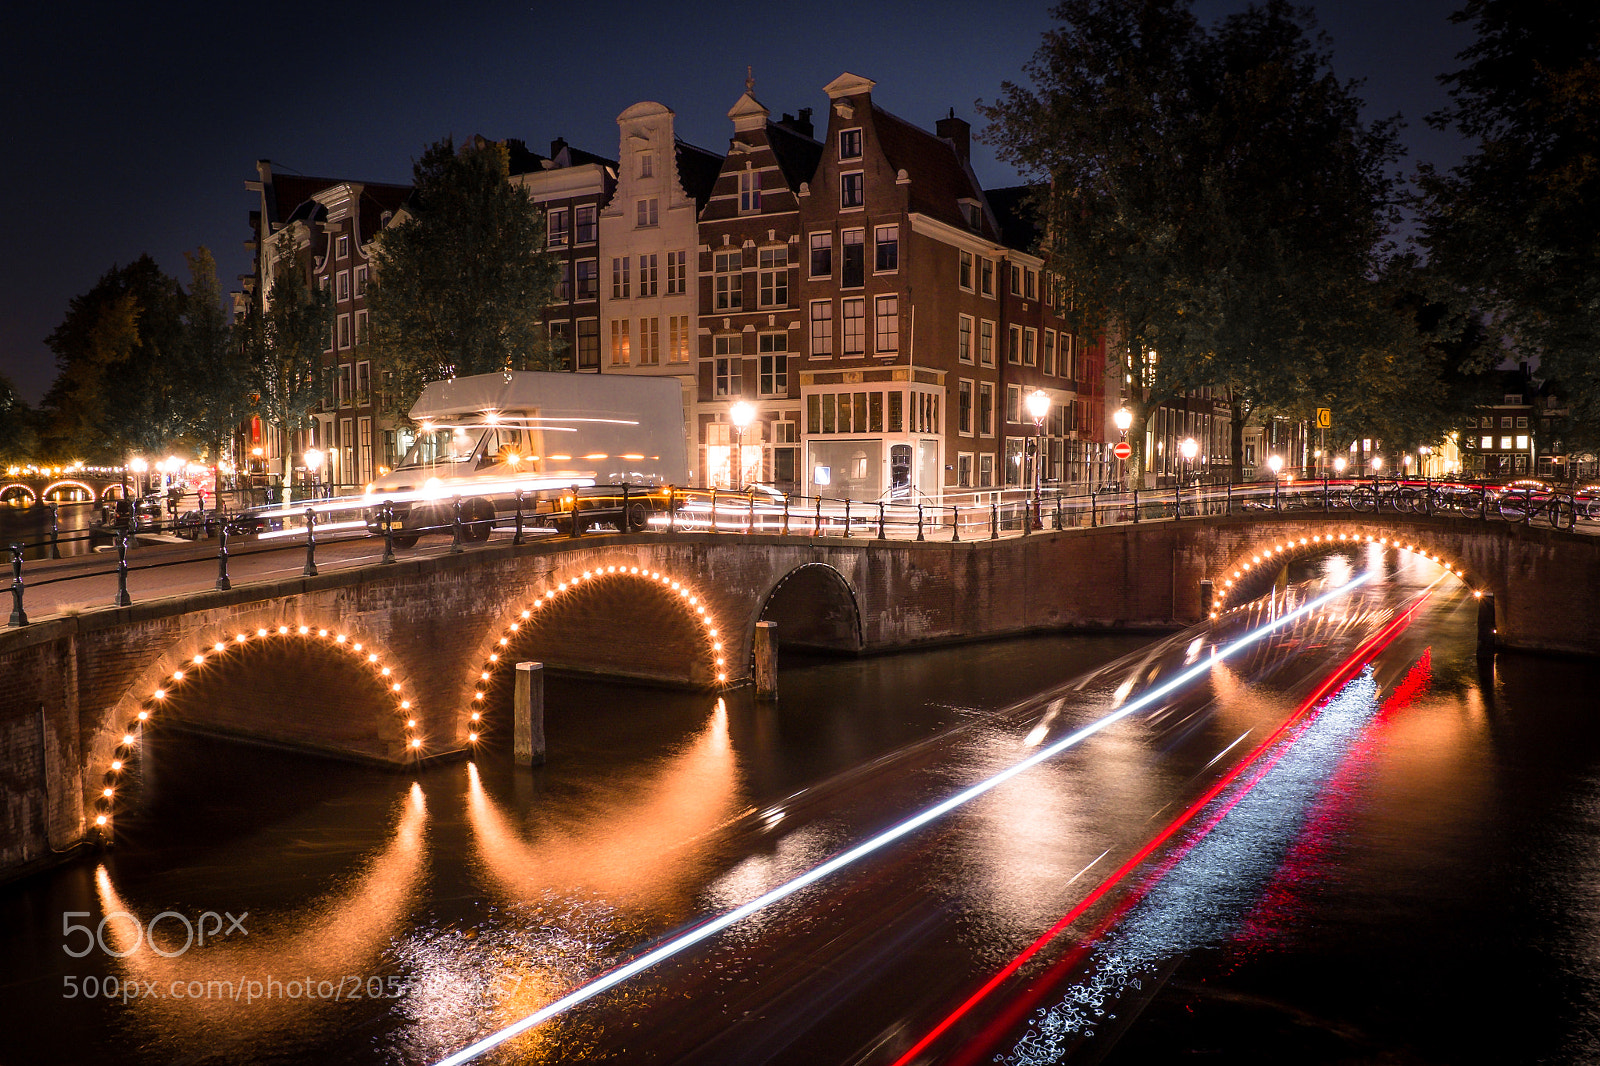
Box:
(1316, 408, 1332, 428)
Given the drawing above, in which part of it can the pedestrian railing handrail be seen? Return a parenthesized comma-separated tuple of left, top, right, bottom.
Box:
(7, 475, 1598, 627)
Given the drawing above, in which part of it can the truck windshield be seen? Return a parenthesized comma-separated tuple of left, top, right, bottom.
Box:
(399, 427, 482, 469)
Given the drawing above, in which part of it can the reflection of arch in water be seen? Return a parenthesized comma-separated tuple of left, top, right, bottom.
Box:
(465, 700, 740, 912)
(755, 562, 863, 655)
(0, 483, 37, 504)
(1209, 530, 1479, 616)
(91, 625, 421, 838)
(94, 784, 427, 1044)
(464, 561, 727, 746)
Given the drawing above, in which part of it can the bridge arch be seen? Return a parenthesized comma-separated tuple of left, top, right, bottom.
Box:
(1207, 526, 1482, 616)
(0, 483, 37, 504)
(41, 480, 95, 502)
(88, 624, 417, 838)
(755, 562, 864, 656)
(465, 560, 727, 746)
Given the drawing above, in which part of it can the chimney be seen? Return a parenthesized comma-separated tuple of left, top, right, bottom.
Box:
(776, 109, 815, 139)
(936, 109, 970, 162)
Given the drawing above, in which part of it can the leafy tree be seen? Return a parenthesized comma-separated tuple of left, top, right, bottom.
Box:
(181, 248, 250, 476)
(1417, 0, 1600, 453)
(983, 0, 1404, 483)
(0, 373, 38, 461)
(367, 136, 561, 414)
(243, 247, 333, 472)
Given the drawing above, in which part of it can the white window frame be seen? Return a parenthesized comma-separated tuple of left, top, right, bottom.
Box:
(840, 171, 864, 210)
(758, 246, 789, 308)
(874, 294, 899, 354)
(635, 198, 658, 228)
(639, 253, 658, 297)
(739, 169, 761, 213)
(666, 250, 687, 295)
(958, 314, 974, 364)
(810, 300, 833, 357)
(842, 297, 866, 357)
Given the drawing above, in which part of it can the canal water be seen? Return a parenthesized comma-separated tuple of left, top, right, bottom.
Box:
(1, 557, 1598, 1064)
(0, 499, 101, 560)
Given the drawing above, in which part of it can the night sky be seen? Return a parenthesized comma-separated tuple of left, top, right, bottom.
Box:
(0, 0, 1473, 407)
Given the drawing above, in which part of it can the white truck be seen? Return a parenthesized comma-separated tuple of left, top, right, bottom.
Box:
(362, 371, 687, 544)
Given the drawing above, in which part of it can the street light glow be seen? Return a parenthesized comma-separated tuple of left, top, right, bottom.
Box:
(1025, 389, 1051, 423)
(1180, 437, 1198, 460)
(1112, 407, 1132, 432)
(1267, 454, 1283, 475)
(728, 401, 754, 429)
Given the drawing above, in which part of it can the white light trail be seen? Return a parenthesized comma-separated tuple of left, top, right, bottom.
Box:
(431, 569, 1379, 1066)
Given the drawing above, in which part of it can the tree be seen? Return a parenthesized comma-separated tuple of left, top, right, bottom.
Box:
(367, 136, 561, 415)
(243, 247, 333, 472)
(983, 0, 1405, 483)
(0, 373, 37, 461)
(1418, 0, 1600, 453)
(182, 248, 250, 477)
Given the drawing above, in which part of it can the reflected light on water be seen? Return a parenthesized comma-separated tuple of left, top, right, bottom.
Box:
(93, 783, 427, 1047)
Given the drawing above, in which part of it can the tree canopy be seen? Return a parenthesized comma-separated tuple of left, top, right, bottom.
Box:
(0, 373, 37, 461)
(242, 246, 333, 446)
(367, 136, 561, 416)
(182, 248, 251, 469)
(983, 0, 1406, 481)
(1418, 0, 1600, 452)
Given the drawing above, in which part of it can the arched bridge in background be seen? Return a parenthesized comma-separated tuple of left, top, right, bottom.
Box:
(2, 508, 1596, 875)
(0, 470, 128, 505)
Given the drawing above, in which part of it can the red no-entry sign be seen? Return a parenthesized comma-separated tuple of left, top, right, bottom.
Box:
(1112, 441, 1132, 460)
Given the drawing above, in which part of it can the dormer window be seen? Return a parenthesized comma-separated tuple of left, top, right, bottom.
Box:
(960, 200, 982, 229)
(839, 128, 863, 160)
(739, 169, 761, 213)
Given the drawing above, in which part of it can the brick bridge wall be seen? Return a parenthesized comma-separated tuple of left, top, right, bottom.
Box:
(2, 514, 1595, 877)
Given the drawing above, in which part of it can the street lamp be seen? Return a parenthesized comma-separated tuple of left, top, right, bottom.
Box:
(1267, 454, 1283, 478)
(304, 448, 325, 497)
(1113, 406, 1132, 489)
(1179, 437, 1198, 485)
(1333, 455, 1347, 476)
(728, 401, 754, 490)
(1025, 389, 1052, 529)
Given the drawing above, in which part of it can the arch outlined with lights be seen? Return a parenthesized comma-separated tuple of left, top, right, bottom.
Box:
(0, 482, 38, 503)
(89, 624, 418, 838)
(1208, 529, 1478, 618)
(40, 479, 96, 501)
(465, 562, 727, 747)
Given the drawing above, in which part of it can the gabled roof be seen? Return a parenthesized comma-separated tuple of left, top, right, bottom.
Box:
(766, 121, 823, 193)
(675, 140, 725, 209)
(870, 105, 998, 239)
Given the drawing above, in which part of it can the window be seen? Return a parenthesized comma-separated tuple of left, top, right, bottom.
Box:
(336, 235, 349, 260)
(758, 246, 789, 307)
(810, 232, 832, 278)
(958, 453, 973, 487)
(980, 257, 995, 297)
(1500, 436, 1513, 449)
(739, 169, 761, 213)
(979, 382, 994, 436)
(336, 270, 350, 303)
(548, 208, 569, 246)
(576, 259, 598, 300)
(1023, 328, 1037, 367)
(336, 363, 351, 407)
(1042, 330, 1055, 375)
(1501, 416, 1513, 428)
(635, 198, 659, 227)
(549, 321, 573, 364)
(759, 333, 788, 395)
(959, 379, 974, 434)
(1516, 416, 1528, 429)
(555, 261, 571, 301)
(1008, 325, 1022, 364)
(714, 335, 742, 396)
(842, 298, 866, 356)
(1481, 436, 1494, 449)
(839, 128, 863, 159)
(1006, 384, 1021, 425)
(962, 201, 982, 229)
(958, 315, 974, 364)
(875, 225, 898, 272)
(810, 300, 833, 357)
(638, 151, 654, 178)
(1004, 437, 1023, 485)
(714, 250, 743, 310)
(668, 315, 690, 363)
(1062, 333, 1076, 379)
(576, 205, 598, 243)
(1011, 263, 1023, 296)
(979, 320, 995, 366)
(337, 313, 351, 350)
(610, 319, 631, 365)
(576, 318, 598, 368)
(888, 391, 903, 432)
(842, 229, 865, 287)
(636, 254, 657, 297)
(355, 310, 368, 346)
(1025, 269, 1037, 300)
(875, 294, 899, 353)
(666, 250, 687, 295)
(639, 317, 660, 365)
(354, 265, 367, 297)
(1516, 434, 1530, 449)
(840, 171, 864, 209)
(355, 360, 370, 406)
(611, 257, 631, 299)
(979, 453, 994, 487)
(959, 250, 974, 291)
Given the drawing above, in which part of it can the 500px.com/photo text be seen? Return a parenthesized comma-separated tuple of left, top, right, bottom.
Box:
(62, 974, 416, 1003)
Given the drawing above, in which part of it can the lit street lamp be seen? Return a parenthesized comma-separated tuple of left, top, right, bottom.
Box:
(1333, 455, 1347, 477)
(304, 448, 325, 498)
(1113, 406, 1132, 489)
(1179, 437, 1198, 485)
(729, 401, 754, 490)
(1025, 389, 1052, 530)
(1267, 453, 1284, 511)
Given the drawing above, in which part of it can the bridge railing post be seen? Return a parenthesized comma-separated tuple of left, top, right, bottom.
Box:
(916, 503, 925, 541)
(710, 488, 718, 534)
(622, 484, 632, 534)
(1091, 491, 1098, 528)
(215, 524, 231, 591)
(669, 487, 678, 534)
(990, 500, 999, 540)
(844, 499, 852, 539)
(1054, 490, 1063, 530)
(782, 495, 790, 536)
(877, 501, 886, 540)
(569, 486, 582, 539)
(450, 496, 466, 552)
(8, 543, 26, 626)
(814, 496, 822, 537)
(749, 489, 757, 535)
(115, 530, 131, 607)
(513, 490, 525, 546)
(382, 501, 397, 564)
(49, 503, 61, 560)
(1226, 480, 1233, 517)
(1132, 488, 1140, 524)
(303, 507, 319, 575)
(1323, 476, 1330, 513)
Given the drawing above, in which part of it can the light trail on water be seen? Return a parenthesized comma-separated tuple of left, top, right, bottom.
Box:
(431, 569, 1384, 1066)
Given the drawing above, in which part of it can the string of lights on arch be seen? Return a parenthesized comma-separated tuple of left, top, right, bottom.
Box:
(1209, 531, 1477, 618)
(91, 625, 416, 835)
(467, 563, 727, 743)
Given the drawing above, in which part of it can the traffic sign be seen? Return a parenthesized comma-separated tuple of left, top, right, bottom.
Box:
(1112, 441, 1132, 460)
(1316, 407, 1332, 428)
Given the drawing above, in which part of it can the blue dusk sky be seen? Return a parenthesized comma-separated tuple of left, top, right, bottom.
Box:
(0, 0, 1474, 406)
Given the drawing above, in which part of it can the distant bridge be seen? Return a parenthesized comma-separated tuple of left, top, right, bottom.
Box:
(2, 494, 1597, 877)
(0, 469, 128, 505)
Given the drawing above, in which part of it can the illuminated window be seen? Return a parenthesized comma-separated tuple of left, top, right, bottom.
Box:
(609, 319, 631, 365)
(548, 208, 569, 246)
(668, 315, 690, 363)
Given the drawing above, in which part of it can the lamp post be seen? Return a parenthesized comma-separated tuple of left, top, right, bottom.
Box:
(1179, 437, 1198, 485)
(1267, 453, 1283, 511)
(729, 401, 754, 491)
(1333, 455, 1347, 478)
(304, 448, 325, 499)
(1113, 406, 1132, 489)
(1025, 389, 1052, 530)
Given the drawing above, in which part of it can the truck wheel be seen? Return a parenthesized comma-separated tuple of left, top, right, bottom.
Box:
(465, 499, 495, 542)
(392, 533, 419, 548)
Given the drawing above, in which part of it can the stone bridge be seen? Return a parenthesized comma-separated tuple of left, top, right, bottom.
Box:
(0, 469, 128, 505)
(2, 512, 1596, 877)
